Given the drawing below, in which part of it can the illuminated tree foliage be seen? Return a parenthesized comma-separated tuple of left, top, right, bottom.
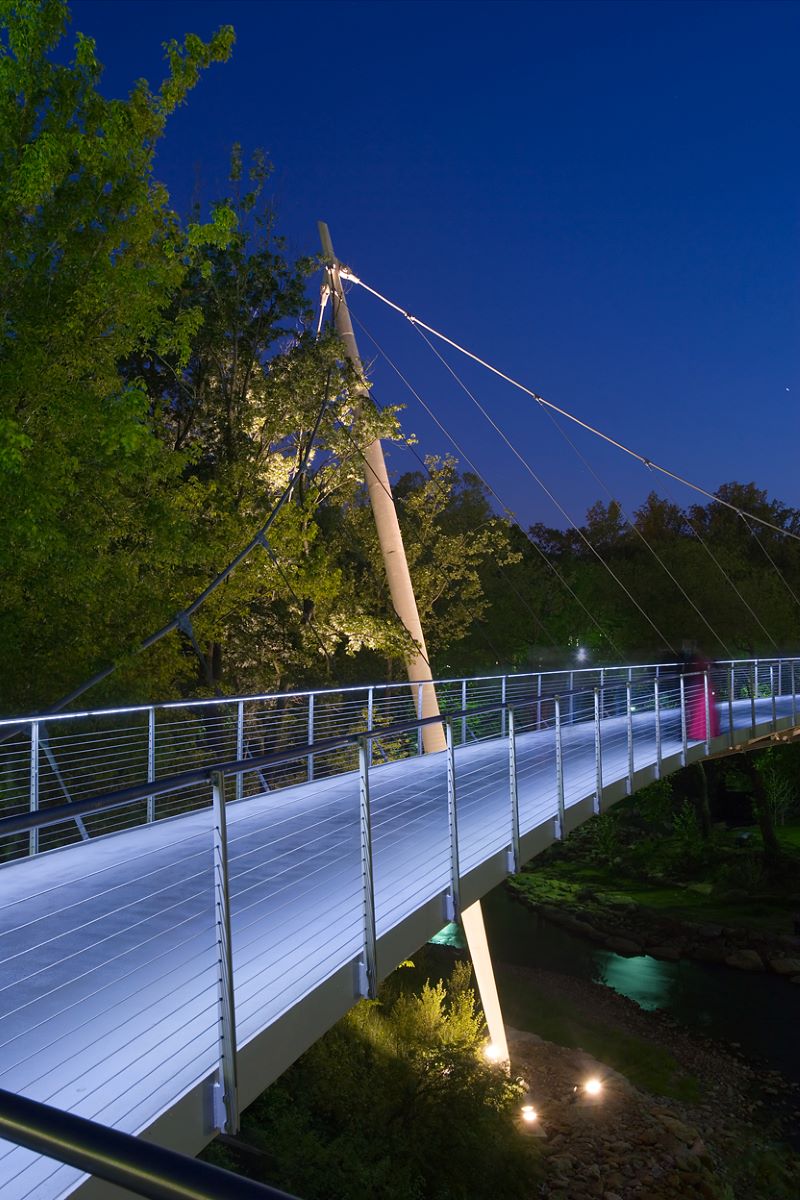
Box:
(0, 0, 234, 710)
(205, 961, 542, 1200)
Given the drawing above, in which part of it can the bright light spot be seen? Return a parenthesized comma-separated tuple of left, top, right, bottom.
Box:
(520, 1104, 538, 1123)
(576, 647, 588, 662)
(483, 1042, 504, 1063)
(584, 1077, 603, 1096)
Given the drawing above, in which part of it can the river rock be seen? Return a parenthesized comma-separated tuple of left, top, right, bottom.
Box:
(605, 936, 644, 956)
(768, 956, 800, 975)
(656, 1113, 700, 1144)
(647, 944, 681, 961)
(724, 948, 764, 971)
(697, 923, 723, 939)
(692, 941, 727, 964)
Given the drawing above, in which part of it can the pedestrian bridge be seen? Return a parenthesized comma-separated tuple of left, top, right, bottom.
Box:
(0, 657, 796, 1198)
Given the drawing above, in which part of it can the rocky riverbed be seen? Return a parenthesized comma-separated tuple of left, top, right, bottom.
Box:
(504, 964, 800, 1199)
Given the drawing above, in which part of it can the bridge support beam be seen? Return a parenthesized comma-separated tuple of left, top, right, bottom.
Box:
(461, 900, 509, 1066)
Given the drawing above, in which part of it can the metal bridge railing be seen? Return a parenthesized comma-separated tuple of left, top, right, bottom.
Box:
(1, 658, 798, 863)
(0, 661, 797, 1198)
(0, 1085, 299, 1200)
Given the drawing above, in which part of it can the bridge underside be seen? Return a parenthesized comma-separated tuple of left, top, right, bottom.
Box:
(0, 696, 791, 1199)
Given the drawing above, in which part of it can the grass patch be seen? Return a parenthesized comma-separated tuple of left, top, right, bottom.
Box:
(496, 965, 701, 1102)
(515, 854, 798, 934)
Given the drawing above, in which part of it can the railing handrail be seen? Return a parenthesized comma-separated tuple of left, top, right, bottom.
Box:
(0, 1085, 299, 1200)
(0, 658, 697, 729)
(0, 702, 507, 840)
(0, 660, 785, 844)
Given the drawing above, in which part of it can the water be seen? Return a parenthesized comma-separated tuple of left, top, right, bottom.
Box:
(481, 885, 800, 1084)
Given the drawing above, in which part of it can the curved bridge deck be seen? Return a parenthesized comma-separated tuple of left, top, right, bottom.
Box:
(0, 661, 795, 1198)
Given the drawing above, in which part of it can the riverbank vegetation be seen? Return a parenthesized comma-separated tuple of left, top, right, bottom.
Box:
(204, 946, 800, 1200)
(510, 745, 800, 974)
(202, 959, 543, 1200)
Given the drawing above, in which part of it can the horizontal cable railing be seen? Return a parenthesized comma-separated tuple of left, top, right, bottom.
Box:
(1, 659, 796, 862)
(0, 662, 798, 1198)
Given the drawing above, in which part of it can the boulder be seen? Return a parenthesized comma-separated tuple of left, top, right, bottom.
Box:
(655, 1113, 700, 1144)
(768, 957, 800, 976)
(692, 941, 727, 964)
(724, 949, 764, 971)
(647, 945, 681, 962)
(605, 936, 644, 956)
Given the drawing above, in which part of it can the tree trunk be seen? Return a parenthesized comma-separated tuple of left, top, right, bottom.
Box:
(692, 762, 712, 841)
(739, 754, 782, 866)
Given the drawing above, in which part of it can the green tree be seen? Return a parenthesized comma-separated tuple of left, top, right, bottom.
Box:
(0, 0, 234, 712)
(211, 961, 540, 1200)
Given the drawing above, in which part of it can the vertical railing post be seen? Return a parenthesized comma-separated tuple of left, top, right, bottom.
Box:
(537, 673, 542, 729)
(357, 736, 378, 1000)
(368, 686, 374, 734)
(501, 676, 507, 737)
(703, 671, 711, 755)
(29, 721, 39, 857)
(593, 688, 602, 815)
(792, 661, 797, 727)
(728, 666, 735, 749)
(461, 679, 467, 746)
(568, 671, 574, 725)
(626, 680, 634, 792)
(754, 659, 759, 701)
(146, 707, 156, 823)
(211, 770, 239, 1136)
(235, 702, 244, 801)
(508, 707, 521, 871)
(307, 694, 315, 783)
(417, 683, 424, 755)
(750, 663, 757, 735)
(599, 667, 605, 719)
(679, 675, 687, 765)
(554, 696, 565, 839)
(444, 718, 461, 922)
(770, 665, 777, 730)
(654, 677, 661, 779)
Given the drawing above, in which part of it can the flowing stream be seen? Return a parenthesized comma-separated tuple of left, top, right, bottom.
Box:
(480, 885, 800, 1085)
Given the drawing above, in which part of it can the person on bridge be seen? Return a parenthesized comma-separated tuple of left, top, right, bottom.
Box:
(683, 643, 720, 741)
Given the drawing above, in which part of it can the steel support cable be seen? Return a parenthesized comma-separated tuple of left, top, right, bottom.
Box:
(341, 270, 800, 547)
(328, 406, 524, 665)
(348, 310, 604, 654)
(348, 335, 559, 651)
(24, 367, 336, 722)
(739, 512, 800, 612)
(407, 322, 675, 656)
(531, 399, 734, 656)
(656, 477, 780, 650)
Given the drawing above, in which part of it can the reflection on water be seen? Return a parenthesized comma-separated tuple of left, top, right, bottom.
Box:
(480, 886, 800, 1083)
(595, 951, 678, 1012)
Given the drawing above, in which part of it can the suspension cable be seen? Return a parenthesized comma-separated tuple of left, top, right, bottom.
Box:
(532, 399, 734, 656)
(36, 370, 336, 718)
(340, 269, 800, 546)
(409, 323, 675, 655)
(739, 513, 800, 614)
(349, 310, 622, 656)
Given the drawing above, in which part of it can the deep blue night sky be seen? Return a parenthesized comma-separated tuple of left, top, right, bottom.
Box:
(71, 0, 799, 530)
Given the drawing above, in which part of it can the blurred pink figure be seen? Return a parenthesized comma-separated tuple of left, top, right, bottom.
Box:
(686, 651, 720, 741)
